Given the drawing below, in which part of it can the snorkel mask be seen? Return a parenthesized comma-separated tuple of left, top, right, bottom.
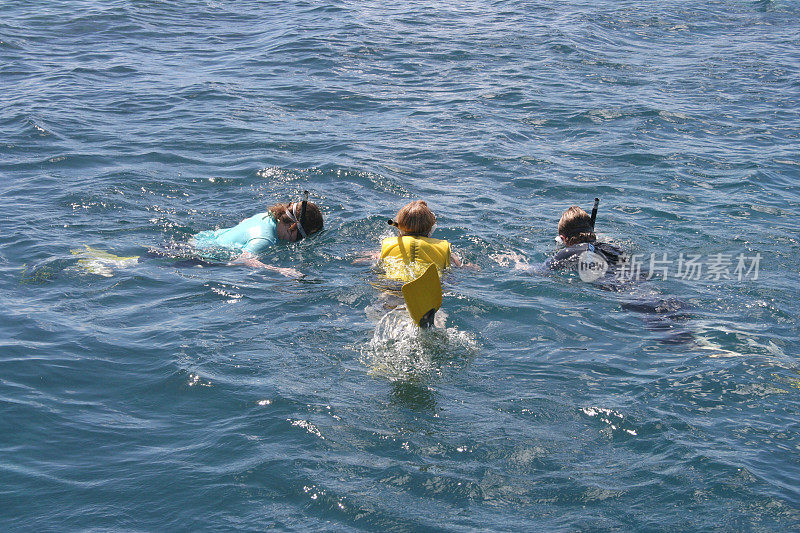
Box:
(285, 190, 310, 240)
(555, 197, 599, 246)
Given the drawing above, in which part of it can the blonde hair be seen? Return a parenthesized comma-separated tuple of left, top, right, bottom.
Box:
(558, 206, 595, 244)
(395, 200, 436, 236)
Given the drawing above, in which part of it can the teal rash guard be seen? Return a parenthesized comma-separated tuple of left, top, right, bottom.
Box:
(191, 212, 278, 258)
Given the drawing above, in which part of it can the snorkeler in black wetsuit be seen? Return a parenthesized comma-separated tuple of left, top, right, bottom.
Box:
(558, 201, 692, 341)
(495, 199, 692, 343)
(496, 198, 623, 277)
(498, 198, 622, 277)
(545, 240, 622, 268)
(545, 200, 624, 278)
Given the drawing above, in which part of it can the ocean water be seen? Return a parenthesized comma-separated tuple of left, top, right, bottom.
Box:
(2, 1, 799, 530)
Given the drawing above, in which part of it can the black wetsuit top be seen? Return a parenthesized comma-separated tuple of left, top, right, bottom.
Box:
(544, 241, 624, 271)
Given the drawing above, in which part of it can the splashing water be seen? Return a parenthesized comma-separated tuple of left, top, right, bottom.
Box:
(361, 306, 478, 383)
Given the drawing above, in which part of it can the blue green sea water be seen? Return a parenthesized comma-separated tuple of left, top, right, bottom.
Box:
(2, 1, 799, 530)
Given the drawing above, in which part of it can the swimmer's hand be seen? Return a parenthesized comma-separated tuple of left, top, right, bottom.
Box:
(452, 253, 480, 271)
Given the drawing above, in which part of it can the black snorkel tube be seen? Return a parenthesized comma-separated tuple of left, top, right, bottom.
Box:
(299, 190, 308, 237)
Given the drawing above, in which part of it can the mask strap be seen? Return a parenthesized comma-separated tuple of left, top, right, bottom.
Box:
(387, 219, 435, 237)
(286, 203, 307, 240)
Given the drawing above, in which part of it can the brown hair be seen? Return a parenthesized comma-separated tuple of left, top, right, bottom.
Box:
(558, 205, 596, 244)
(395, 200, 436, 236)
(269, 201, 324, 237)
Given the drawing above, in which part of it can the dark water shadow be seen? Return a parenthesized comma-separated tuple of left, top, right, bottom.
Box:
(389, 380, 439, 413)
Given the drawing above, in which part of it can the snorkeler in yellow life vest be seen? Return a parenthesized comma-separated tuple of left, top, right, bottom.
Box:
(379, 200, 461, 282)
(379, 200, 467, 327)
(380, 234, 452, 282)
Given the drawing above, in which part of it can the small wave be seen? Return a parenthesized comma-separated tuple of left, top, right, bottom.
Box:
(581, 406, 638, 436)
(208, 283, 243, 302)
(289, 418, 325, 439)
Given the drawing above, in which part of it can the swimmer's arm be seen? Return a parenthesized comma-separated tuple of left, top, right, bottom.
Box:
(488, 251, 553, 275)
(451, 252, 479, 270)
(352, 250, 380, 264)
(491, 251, 531, 271)
(231, 252, 302, 278)
(231, 252, 267, 269)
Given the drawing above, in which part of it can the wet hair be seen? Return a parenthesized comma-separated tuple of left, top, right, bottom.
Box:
(558, 205, 596, 244)
(395, 200, 436, 236)
(269, 201, 324, 237)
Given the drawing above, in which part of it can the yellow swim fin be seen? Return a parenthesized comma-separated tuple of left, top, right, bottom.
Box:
(70, 245, 139, 277)
(401, 263, 442, 328)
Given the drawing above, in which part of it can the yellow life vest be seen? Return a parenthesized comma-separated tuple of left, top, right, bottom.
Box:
(379, 235, 451, 282)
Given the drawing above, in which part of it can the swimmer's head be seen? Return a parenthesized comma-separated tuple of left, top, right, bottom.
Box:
(271, 201, 323, 242)
(558, 205, 596, 246)
(391, 200, 436, 237)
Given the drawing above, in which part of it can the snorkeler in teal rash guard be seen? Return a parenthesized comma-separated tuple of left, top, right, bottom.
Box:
(24, 195, 323, 281)
(190, 195, 323, 276)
